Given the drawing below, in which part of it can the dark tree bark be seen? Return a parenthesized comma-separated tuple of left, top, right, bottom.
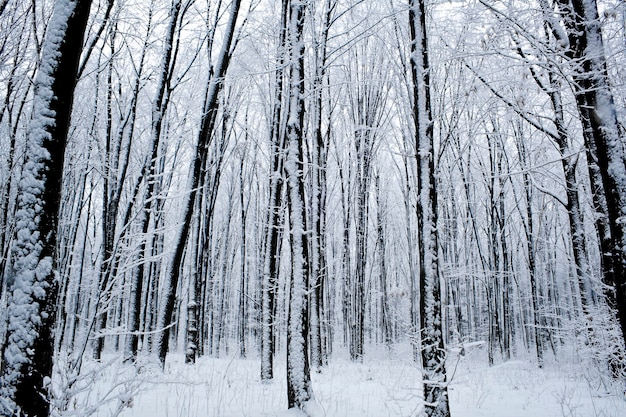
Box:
(0, 0, 92, 415)
(408, 0, 450, 415)
(308, 0, 334, 371)
(125, 0, 179, 363)
(375, 174, 392, 346)
(284, 0, 314, 411)
(155, 0, 241, 367)
(261, 0, 289, 381)
(237, 142, 250, 359)
(496, 142, 512, 361)
(514, 121, 545, 368)
(555, 0, 626, 348)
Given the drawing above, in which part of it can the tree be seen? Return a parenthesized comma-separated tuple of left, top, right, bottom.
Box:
(473, 0, 608, 365)
(92, 9, 136, 362)
(307, 0, 336, 371)
(155, 0, 242, 367)
(552, 0, 626, 350)
(0, 0, 93, 415)
(284, 0, 314, 411)
(126, 0, 184, 363)
(408, 0, 451, 415)
(0, 1, 39, 286)
(261, 0, 289, 381)
(345, 38, 388, 362)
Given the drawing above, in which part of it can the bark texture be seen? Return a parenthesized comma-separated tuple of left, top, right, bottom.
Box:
(408, 0, 451, 415)
(0, 0, 92, 415)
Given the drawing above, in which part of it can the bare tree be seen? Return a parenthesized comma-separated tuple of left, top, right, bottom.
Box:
(284, 0, 314, 411)
(261, 0, 288, 381)
(0, 0, 92, 415)
(125, 0, 185, 363)
(552, 0, 626, 349)
(307, 0, 336, 371)
(408, 0, 450, 415)
(155, 0, 242, 367)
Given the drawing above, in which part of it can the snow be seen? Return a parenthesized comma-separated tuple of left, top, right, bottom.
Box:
(0, 0, 76, 414)
(448, 357, 625, 417)
(75, 345, 626, 417)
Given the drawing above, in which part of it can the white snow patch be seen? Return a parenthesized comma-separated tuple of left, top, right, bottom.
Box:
(72, 345, 626, 417)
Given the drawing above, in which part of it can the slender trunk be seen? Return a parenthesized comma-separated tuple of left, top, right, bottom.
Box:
(285, 0, 313, 410)
(155, 0, 241, 366)
(93, 28, 118, 361)
(308, 0, 333, 369)
(408, 1, 450, 415)
(515, 122, 544, 367)
(497, 148, 512, 360)
(375, 174, 392, 346)
(238, 144, 248, 359)
(261, 0, 288, 381)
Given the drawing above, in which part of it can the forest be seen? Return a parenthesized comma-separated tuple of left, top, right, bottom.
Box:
(0, 0, 625, 416)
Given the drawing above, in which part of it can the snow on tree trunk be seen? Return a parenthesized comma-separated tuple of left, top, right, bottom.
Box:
(556, 0, 626, 349)
(376, 174, 392, 346)
(261, 0, 289, 381)
(408, 1, 450, 416)
(284, 0, 314, 411)
(308, 0, 333, 368)
(510, 125, 545, 368)
(155, 0, 241, 367)
(128, 0, 181, 363)
(0, 0, 92, 415)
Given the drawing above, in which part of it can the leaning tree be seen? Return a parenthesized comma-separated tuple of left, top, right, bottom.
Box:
(0, 0, 93, 416)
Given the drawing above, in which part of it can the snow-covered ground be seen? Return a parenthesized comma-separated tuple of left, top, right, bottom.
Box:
(77, 345, 626, 417)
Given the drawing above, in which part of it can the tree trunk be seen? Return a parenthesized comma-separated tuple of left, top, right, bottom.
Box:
(408, 1, 450, 415)
(261, 0, 288, 381)
(308, 0, 334, 371)
(375, 174, 392, 346)
(556, 0, 626, 348)
(0, 0, 92, 415)
(155, 0, 241, 366)
(284, 0, 314, 411)
(124, 0, 177, 363)
(514, 121, 544, 368)
(238, 146, 249, 359)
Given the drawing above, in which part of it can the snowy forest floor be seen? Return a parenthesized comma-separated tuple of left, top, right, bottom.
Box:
(79, 344, 626, 417)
